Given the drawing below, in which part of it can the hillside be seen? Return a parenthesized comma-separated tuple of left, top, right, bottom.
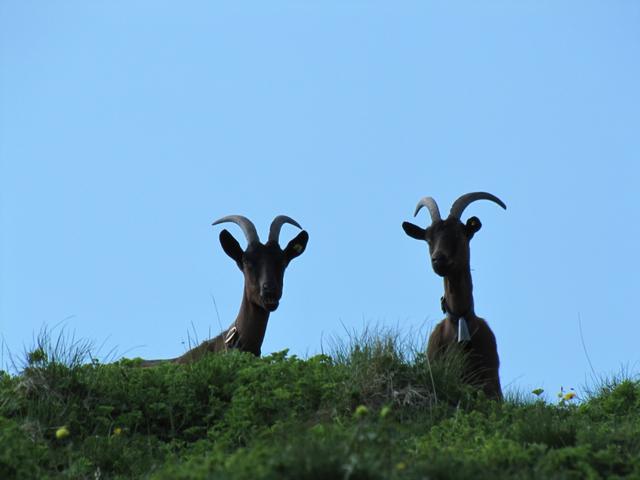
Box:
(1, 333, 638, 479)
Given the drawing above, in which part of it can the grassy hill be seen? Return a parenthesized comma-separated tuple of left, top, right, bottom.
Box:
(1, 330, 638, 479)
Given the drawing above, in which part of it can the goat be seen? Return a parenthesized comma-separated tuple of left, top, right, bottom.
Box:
(141, 215, 308, 365)
(402, 192, 506, 399)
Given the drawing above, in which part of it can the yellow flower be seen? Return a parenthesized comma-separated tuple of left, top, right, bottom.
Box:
(55, 426, 70, 440)
(354, 405, 369, 418)
(563, 391, 576, 401)
(113, 427, 123, 436)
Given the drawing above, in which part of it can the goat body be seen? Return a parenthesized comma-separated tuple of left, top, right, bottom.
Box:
(141, 215, 308, 366)
(428, 315, 501, 399)
(427, 272, 502, 399)
(403, 192, 505, 400)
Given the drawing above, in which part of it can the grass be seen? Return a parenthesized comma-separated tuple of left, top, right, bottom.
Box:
(0, 326, 639, 479)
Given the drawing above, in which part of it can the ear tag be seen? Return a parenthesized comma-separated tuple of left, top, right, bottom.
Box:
(458, 318, 471, 343)
(293, 244, 303, 253)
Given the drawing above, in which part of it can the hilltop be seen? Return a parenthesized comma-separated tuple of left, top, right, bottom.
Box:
(1, 331, 638, 479)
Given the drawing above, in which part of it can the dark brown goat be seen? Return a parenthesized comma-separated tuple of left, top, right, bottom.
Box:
(141, 215, 308, 366)
(402, 192, 506, 399)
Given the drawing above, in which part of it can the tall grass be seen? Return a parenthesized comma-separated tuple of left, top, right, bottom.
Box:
(326, 323, 471, 414)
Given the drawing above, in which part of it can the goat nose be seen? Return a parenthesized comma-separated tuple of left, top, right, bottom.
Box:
(431, 253, 447, 266)
(262, 284, 276, 294)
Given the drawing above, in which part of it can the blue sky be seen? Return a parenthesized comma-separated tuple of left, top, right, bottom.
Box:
(1, 1, 639, 399)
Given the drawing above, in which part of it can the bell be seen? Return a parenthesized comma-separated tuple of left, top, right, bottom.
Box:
(458, 318, 471, 343)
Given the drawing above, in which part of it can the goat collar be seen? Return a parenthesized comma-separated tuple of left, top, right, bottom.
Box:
(223, 323, 263, 356)
(224, 325, 242, 350)
(441, 296, 472, 343)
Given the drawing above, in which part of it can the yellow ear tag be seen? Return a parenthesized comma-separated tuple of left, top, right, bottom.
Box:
(293, 244, 303, 253)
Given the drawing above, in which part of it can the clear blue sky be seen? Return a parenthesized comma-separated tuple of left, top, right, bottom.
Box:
(2, 1, 639, 399)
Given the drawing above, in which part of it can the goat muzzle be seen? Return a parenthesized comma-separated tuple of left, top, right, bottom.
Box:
(431, 254, 450, 276)
(261, 297, 280, 311)
(260, 286, 281, 311)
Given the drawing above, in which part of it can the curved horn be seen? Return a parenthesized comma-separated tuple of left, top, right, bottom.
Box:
(449, 192, 506, 219)
(212, 215, 260, 245)
(268, 215, 302, 243)
(414, 197, 442, 223)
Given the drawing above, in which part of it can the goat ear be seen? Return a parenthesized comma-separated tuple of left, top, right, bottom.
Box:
(219, 229, 244, 269)
(402, 222, 426, 241)
(283, 230, 309, 263)
(465, 216, 482, 238)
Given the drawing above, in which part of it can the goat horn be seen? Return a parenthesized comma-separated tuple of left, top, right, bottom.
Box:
(268, 215, 302, 243)
(414, 197, 442, 223)
(449, 192, 507, 219)
(212, 215, 260, 245)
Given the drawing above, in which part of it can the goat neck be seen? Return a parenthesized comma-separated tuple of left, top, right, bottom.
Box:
(230, 286, 271, 356)
(442, 267, 476, 322)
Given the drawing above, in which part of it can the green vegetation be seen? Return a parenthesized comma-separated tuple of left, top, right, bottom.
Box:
(1, 329, 639, 479)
